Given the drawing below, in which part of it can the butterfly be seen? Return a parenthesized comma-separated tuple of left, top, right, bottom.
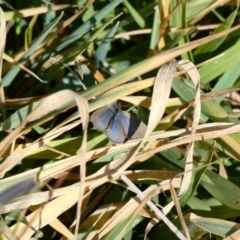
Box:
(91, 102, 147, 144)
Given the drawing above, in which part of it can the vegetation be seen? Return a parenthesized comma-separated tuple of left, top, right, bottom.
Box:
(0, 0, 240, 239)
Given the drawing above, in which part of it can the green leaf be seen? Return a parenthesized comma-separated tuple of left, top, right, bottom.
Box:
(192, 216, 240, 237)
(194, 10, 237, 60)
(199, 38, 240, 84)
(189, 197, 240, 219)
(187, 196, 212, 213)
(201, 170, 240, 210)
(172, 78, 230, 122)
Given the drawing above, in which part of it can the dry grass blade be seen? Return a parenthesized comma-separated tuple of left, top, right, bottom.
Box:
(146, 60, 178, 135)
(3, 53, 44, 83)
(83, 60, 106, 83)
(10, 190, 80, 239)
(104, 141, 143, 181)
(114, 29, 152, 40)
(162, 60, 200, 234)
(219, 160, 228, 179)
(62, 0, 94, 28)
(190, 0, 232, 24)
(0, 223, 19, 240)
(0, 7, 6, 120)
(29, 204, 76, 240)
(74, 92, 89, 237)
(152, 24, 240, 71)
(1, 90, 88, 237)
(136, 123, 240, 164)
(161, 88, 240, 123)
(92, 178, 181, 239)
(117, 185, 158, 239)
(5, 4, 77, 21)
(170, 183, 190, 240)
(225, 229, 240, 240)
(2, 1, 240, 239)
(48, 218, 75, 240)
(4, 95, 45, 106)
(2, 123, 239, 198)
(159, 0, 171, 49)
(124, 170, 178, 181)
(0, 0, 15, 10)
(177, 60, 201, 197)
(81, 204, 113, 240)
(0, 121, 80, 176)
(121, 174, 187, 240)
(0, 183, 79, 214)
(24, 15, 38, 52)
(0, 90, 89, 176)
(4, 1, 93, 69)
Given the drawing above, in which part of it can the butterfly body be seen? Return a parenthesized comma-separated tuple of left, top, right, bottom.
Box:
(91, 103, 146, 144)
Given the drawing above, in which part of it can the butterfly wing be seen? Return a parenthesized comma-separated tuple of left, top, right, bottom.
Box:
(119, 111, 147, 140)
(92, 103, 146, 144)
(106, 112, 126, 144)
(91, 105, 114, 133)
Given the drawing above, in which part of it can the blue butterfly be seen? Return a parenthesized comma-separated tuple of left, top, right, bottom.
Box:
(91, 102, 147, 144)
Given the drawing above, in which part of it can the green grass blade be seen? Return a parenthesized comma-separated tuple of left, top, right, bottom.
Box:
(194, 10, 237, 62)
(180, 148, 213, 206)
(213, 63, 240, 102)
(199, 38, 240, 84)
(123, 0, 145, 28)
(2, 12, 63, 87)
(56, 0, 123, 51)
(45, 13, 122, 81)
(95, 21, 120, 67)
(25, 12, 63, 59)
(150, 6, 159, 50)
